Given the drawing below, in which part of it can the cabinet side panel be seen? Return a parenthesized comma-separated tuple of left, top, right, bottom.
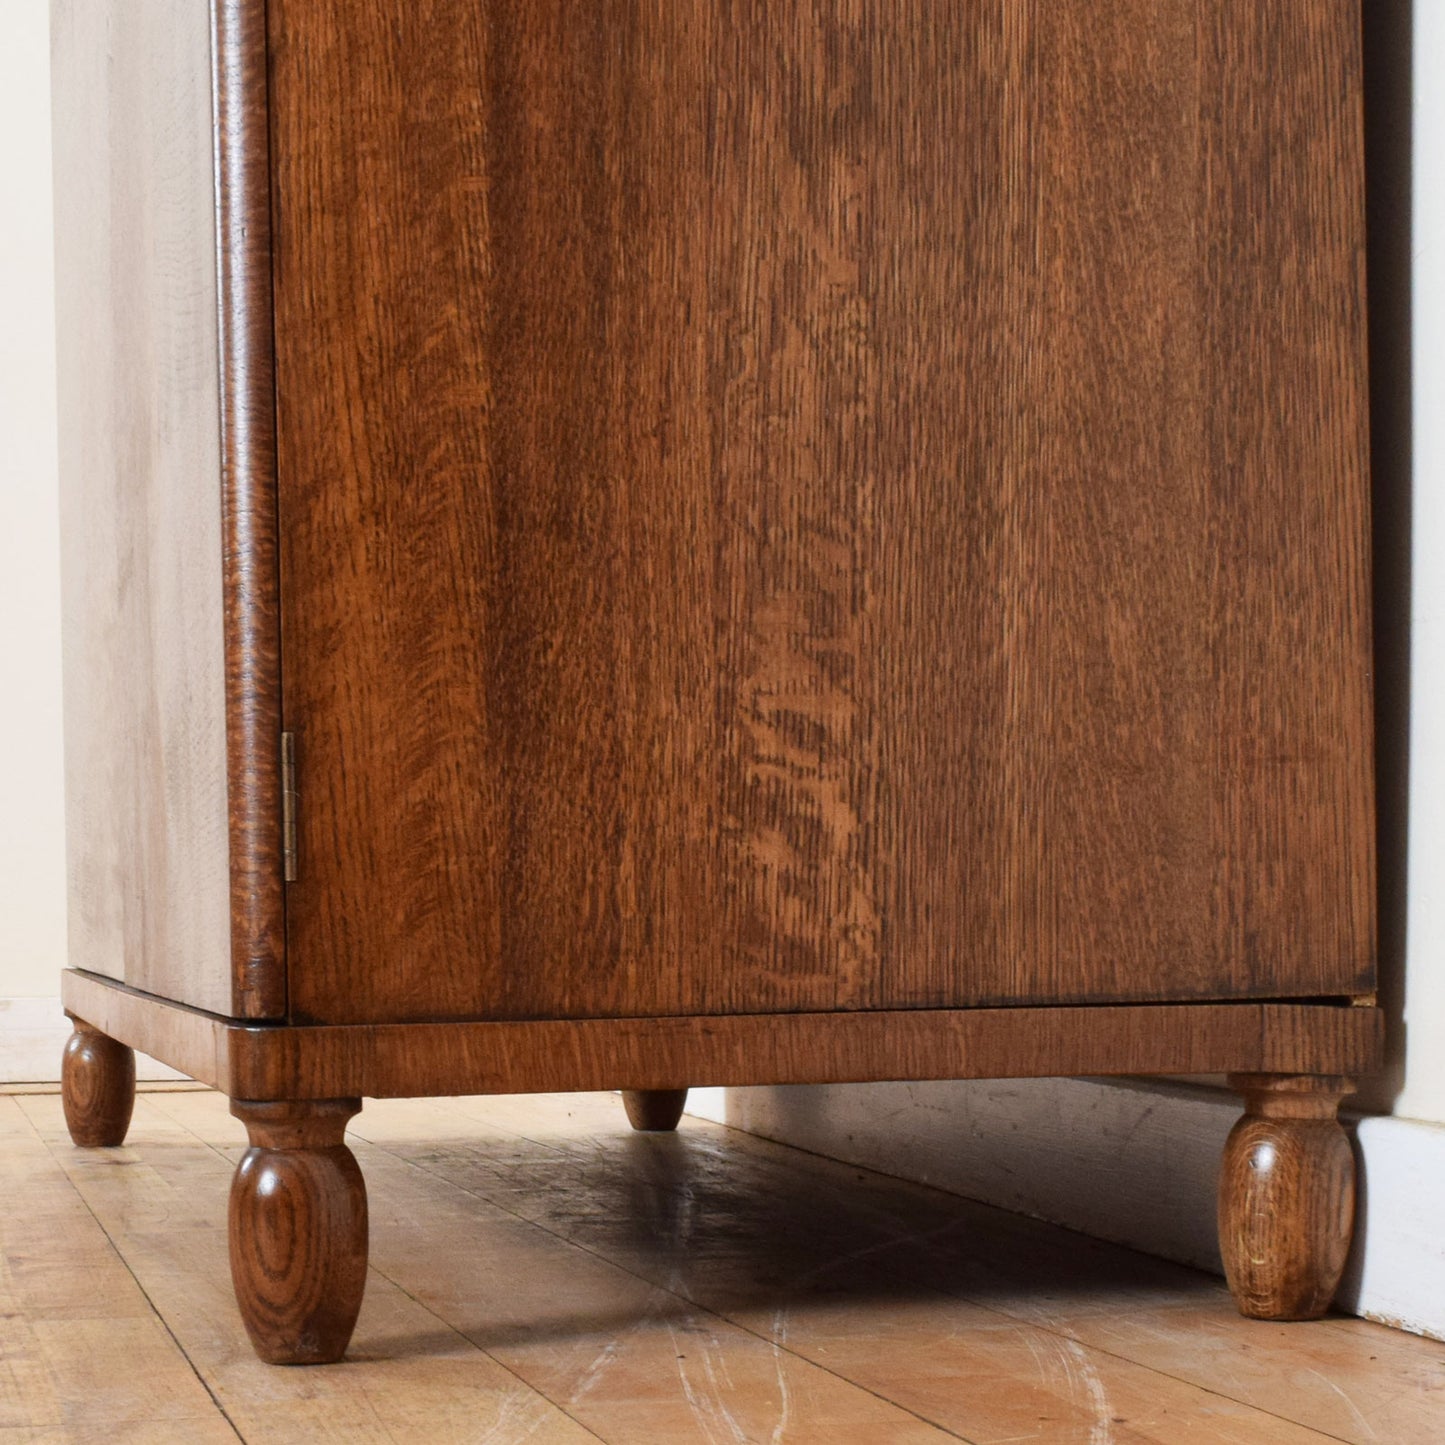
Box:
(52, 0, 233, 1016)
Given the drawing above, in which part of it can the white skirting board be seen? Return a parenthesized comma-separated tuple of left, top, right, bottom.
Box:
(685, 1078, 1445, 1343)
(0, 996, 183, 1083)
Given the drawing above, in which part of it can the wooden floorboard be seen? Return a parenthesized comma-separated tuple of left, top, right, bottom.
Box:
(3, 1090, 1443, 1444)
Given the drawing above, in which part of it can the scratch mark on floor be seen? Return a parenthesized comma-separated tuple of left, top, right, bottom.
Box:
(769, 1305, 794, 1445)
(1304, 1367, 1377, 1441)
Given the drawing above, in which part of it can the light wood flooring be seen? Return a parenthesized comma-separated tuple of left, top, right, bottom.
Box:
(2, 1087, 1443, 1443)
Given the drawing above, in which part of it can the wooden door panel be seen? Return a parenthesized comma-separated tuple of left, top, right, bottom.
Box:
(271, 2, 1373, 1024)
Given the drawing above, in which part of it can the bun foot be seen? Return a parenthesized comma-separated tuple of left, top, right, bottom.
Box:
(1218, 1074, 1356, 1321)
(622, 1088, 688, 1132)
(229, 1099, 368, 1364)
(61, 1018, 136, 1147)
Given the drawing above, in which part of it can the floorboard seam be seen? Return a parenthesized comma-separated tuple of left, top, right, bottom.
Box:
(14, 1096, 248, 1444)
(16, 1088, 1415, 1443)
(360, 1100, 1356, 1444)
(137, 1092, 615, 1445)
(350, 1122, 980, 1445)
(887, 1277, 1356, 1445)
(360, 1258, 613, 1445)
(478, 1105, 1358, 1443)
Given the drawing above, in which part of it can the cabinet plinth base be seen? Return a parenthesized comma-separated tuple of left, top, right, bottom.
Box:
(228, 1098, 368, 1365)
(622, 1089, 688, 1131)
(58, 971, 1386, 1101)
(61, 1017, 136, 1147)
(1218, 1074, 1357, 1321)
(52, 975, 1386, 1364)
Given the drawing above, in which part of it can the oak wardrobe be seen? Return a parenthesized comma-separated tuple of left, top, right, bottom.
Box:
(52, 0, 1379, 1362)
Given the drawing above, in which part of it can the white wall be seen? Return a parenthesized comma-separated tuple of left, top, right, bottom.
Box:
(0, 1, 66, 1004)
(1395, 0, 1445, 1124)
(0, 5, 189, 1082)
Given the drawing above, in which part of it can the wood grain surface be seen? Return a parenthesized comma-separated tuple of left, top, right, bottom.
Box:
(61, 971, 1383, 1104)
(621, 1089, 689, 1132)
(23, 1088, 1427, 1424)
(213, 0, 288, 1020)
(59, 1018, 136, 1147)
(52, 0, 233, 1017)
(269, 1, 1374, 1025)
(24, 1089, 1445, 1442)
(1218, 1074, 1357, 1320)
(228, 1098, 367, 1364)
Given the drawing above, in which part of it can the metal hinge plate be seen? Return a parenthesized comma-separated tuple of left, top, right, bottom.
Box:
(281, 731, 298, 883)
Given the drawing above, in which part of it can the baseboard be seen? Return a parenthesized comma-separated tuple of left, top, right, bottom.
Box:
(685, 1078, 1445, 1342)
(0, 995, 184, 1083)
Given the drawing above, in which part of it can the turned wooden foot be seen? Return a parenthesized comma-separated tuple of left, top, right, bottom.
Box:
(229, 1099, 368, 1365)
(1218, 1074, 1356, 1321)
(622, 1088, 688, 1132)
(61, 1017, 136, 1147)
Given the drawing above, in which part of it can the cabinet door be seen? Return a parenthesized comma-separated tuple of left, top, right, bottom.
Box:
(272, 2, 1373, 1025)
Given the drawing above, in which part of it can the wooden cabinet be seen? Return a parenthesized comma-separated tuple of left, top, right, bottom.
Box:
(53, 0, 1382, 1364)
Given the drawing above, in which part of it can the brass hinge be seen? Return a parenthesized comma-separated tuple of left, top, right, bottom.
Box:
(281, 731, 298, 883)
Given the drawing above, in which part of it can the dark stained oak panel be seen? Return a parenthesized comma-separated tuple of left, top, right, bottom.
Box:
(214, 0, 288, 1019)
(58, 970, 1386, 1106)
(269, 2, 1373, 1024)
(1219, 1074, 1357, 1321)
